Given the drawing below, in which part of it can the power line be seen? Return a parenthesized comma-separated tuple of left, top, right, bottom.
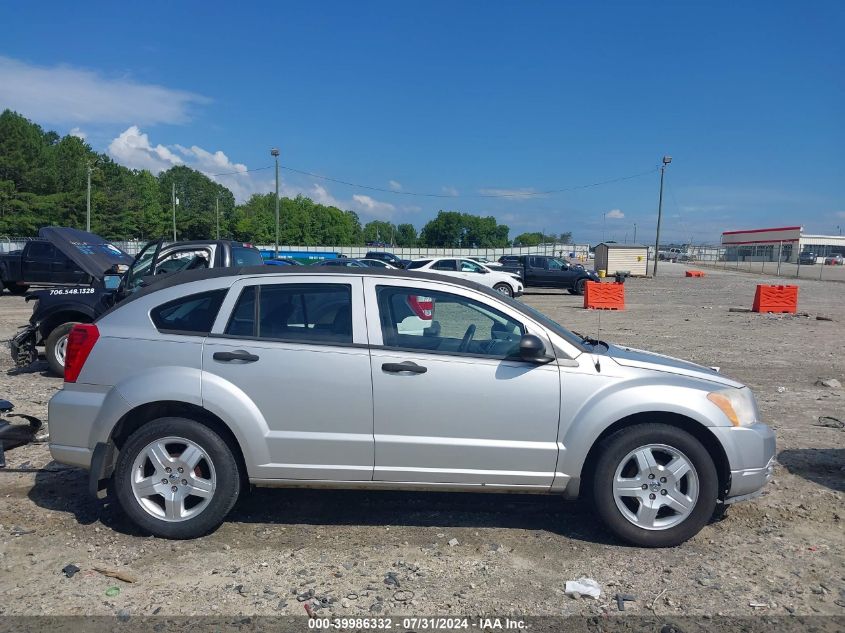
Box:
(208, 163, 659, 199)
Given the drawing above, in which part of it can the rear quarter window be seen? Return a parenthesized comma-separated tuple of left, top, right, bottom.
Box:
(150, 289, 228, 334)
(232, 246, 264, 267)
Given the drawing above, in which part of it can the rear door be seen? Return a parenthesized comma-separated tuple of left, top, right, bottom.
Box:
(524, 256, 552, 286)
(23, 242, 53, 283)
(203, 275, 374, 481)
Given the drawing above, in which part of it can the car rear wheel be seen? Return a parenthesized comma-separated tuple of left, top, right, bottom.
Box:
(591, 423, 718, 547)
(45, 322, 80, 376)
(114, 417, 241, 539)
(493, 283, 513, 297)
(573, 279, 587, 295)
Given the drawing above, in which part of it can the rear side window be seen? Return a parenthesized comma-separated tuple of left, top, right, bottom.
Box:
(406, 260, 431, 270)
(225, 283, 353, 345)
(432, 260, 458, 271)
(232, 246, 264, 267)
(151, 289, 227, 334)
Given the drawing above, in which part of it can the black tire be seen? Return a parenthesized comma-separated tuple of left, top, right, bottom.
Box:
(4, 282, 29, 295)
(567, 288, 578, 295)
(493, 282, 513, 297)
(591, 423, 718, 547)
(45, 321, 80, 377)
(114, 417, 241, 539)
(573, 279, 587, 295)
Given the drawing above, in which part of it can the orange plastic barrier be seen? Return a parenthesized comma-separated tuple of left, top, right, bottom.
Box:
(752, 284, 798, 314)
(685, 270, 705, 277)
(584, 281, 624, 310)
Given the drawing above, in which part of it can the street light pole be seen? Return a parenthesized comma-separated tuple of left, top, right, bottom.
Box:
(216, 196, 220, 240)
(633, 222, 637, 243)
(171, 182, 177, 241)
(652, 155, 672, 277)
(271, 148, 280, 257)
(86, 164, 92, 232)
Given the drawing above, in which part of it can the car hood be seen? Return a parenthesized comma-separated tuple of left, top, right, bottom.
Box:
(39, 227, 134, 279)
(606, 343, 744, 388)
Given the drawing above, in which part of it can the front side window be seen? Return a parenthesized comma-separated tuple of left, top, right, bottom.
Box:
(547, 258, 568, 271)
(225, 283, 353, 344)
(460, 259, 485, 273)
(151, 289, 227, 334)
(376, 286, 524, 358)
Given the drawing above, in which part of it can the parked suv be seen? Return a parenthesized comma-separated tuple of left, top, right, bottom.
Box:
(48, 267, 774, 546)
(500, 255, 599, 294)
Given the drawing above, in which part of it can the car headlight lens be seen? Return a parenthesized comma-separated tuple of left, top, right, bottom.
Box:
(707, 388, 758, 427)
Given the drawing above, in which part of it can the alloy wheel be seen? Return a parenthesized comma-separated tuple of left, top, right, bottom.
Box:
(130, 436, 217, 522)
(612, 443, 699, 530)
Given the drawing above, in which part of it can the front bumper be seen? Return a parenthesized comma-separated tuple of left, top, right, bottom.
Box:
(711, 422, 776, 500)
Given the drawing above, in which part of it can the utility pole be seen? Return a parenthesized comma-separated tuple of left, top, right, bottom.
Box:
(601, 213, 606, 243)
(171, 182, 177, 241)
(86, 164, 92, 232)
(216, 197, 220, 240)
(652, 155, 672, 277)
(271, 148, 280, 257)
(633, 223, 637, 243)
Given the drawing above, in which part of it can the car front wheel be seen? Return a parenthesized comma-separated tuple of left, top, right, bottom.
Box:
(591, 423, 718, 547)
(114, 417, 241, 539)
(573, 279, 587, 295)
(493, 283, 513, 297)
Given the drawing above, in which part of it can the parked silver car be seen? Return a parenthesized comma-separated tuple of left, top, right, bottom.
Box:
(48, 267, 774, 546)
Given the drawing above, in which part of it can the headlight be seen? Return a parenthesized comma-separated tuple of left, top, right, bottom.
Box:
(707, 387, 759, 427)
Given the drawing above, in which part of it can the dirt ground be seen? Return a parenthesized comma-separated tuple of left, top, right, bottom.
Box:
(0, 263, 843, 620)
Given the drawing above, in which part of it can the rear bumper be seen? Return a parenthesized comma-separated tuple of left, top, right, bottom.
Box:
(48, 385, 109, 469)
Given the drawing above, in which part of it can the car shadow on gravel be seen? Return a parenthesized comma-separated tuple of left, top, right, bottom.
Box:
(27, 465, 622, 544)
(778, 448, 845, 492)
(228, 487, 622, 545)
(27, 465, 143, 535)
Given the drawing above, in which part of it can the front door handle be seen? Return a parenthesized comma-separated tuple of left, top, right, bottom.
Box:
(382, 361, 427, 374)
(213, 350, 259, 363)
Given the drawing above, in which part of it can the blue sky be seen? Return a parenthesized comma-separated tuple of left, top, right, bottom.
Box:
(1, 1, 843, 244)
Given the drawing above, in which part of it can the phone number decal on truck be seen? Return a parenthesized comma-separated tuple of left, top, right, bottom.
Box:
(48, 288, 95, 295)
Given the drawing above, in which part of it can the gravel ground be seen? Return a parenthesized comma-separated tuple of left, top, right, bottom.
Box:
(0, 263, 843, 619)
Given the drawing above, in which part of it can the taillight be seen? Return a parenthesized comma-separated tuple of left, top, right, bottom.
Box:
(64, 324, 99, 383)
(408, 295, 434, 320)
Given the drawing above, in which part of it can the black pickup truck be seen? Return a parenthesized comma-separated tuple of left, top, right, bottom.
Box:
(498, 255, 599, 294)
(0, 236, 107, 294)
(10, 230, 263, 375)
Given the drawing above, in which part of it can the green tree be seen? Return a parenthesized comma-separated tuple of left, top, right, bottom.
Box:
(363, 220, 397, 244)
(419, 211, 510, 248)
(395, 223, 417, 246)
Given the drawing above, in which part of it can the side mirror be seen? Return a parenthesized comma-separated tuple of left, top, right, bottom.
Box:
(519, 334, 550, 362)
(103, 274, 121, 290)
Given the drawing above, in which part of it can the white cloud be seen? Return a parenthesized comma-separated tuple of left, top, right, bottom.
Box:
(388, 180, 402, 191)
(478, 187, 542, 200)
(69, 127, 87, 140)
(835, 211, 845, 219)
(106, 126, 400, 215)
(441, 186, 459, 197)
(352, 194, 396, 218)
(0, 55, 209, 126)
(107, 126, 183, 173)
(606, 208, 625, 219)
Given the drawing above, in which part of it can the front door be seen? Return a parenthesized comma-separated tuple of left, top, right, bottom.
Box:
(203, 275, 374, 481)
(365, 277, 561, 488)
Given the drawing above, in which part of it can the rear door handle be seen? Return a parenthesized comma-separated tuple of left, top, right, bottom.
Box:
(213, 350, 259, 363)
(382, 361, 427, 374)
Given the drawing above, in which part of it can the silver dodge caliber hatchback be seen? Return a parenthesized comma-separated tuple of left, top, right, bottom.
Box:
(48, 267, 775, 546)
